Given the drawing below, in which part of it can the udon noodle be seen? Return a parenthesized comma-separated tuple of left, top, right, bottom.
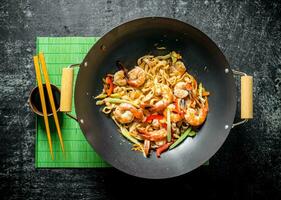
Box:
(95, 51, 209, 157)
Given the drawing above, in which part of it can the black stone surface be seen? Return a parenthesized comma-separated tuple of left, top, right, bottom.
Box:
(0, 0, 280, 199)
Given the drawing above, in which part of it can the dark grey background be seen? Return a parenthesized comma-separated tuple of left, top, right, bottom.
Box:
(0, 0, 280, 199)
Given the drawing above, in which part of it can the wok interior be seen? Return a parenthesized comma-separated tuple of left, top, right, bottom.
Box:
(75, 18, 237, 178)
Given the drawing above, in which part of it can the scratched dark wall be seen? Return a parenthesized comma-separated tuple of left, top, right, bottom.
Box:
(0, 0, 281, 199)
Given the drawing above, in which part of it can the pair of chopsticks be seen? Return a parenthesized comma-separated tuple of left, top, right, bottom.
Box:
(33, 53, 65, 160)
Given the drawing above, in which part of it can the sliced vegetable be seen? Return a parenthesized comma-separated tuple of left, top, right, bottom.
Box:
(174, 98, 180, 113)
(155, 51, 181, 62)
(112, 116, 143, 151)
(155, 53, 171, 60)
(156, 46, 166, 50)
(166, 109, 171, 142)
(188, 130, 196, 137)
(105, 76, 114, 96)
(145, 114, 164, 123)
(169, 127, 192, 150)
(161, 123, 167, 129)
(110, 93, 122, 98)
(94, 93, 107, 99)
(170, 51, 182, 64)
(174, 99, 184, 117)
(156, 142, 173, 158)
(96, 100, 104, 105)
(171, 56, 177, 64)
(104, 98, 139, 108)
(120, 127, 144, 152)
(143, 140, 151, 157)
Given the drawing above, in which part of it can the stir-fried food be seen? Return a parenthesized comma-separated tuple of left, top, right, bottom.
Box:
(95, 51, 210, 157)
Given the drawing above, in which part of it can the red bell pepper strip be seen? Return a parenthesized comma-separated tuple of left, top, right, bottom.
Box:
(174, 99, 184, 118)
(156, 142, 173, 158)
(174, 99, 180, 113)
(105, 76, 114, 96)
(145, 114, 164, 123)
(161, 123, 167, 129)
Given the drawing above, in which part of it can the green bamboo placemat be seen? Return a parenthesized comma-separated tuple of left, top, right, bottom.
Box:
(35, 37, 110, 168)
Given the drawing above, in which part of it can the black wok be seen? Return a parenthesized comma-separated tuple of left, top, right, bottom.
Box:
(60, 17, 253, 179)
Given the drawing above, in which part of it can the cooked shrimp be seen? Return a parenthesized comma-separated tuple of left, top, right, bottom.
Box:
(150, 85, 173, 112)
(113, 70, 127, 86)
(174, 82, 189, 99)
(138, 128, 167, 142)
(171, 112, 183, 123)
(95, 51, 210, 158)
(172, 61, 186, 76)
(151, 119, 161, 129)
(184, 100, 208, 126)
(127, 67, 146, 87)
(113, 103, 144, 124)
(184, 74, 198, 96)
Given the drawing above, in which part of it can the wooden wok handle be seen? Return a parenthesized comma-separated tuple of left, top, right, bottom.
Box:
(241, 75, 253, 119)
(60, 68, 74, 112)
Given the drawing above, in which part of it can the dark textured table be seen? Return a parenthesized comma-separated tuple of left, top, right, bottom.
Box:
(1, 0, 281, 199)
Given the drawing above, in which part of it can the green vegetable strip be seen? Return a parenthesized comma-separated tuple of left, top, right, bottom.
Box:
(171, 56, 177, 64)
(104, 98, 139, 108)
(96, 100, 104, 105)
(169, 127, 192, 150)
(112, 117, 145, 157)
(188, 130, 196, 137)
(110, 93, 122, 98)
(94, 93, 107, 99)
(167, 109, 171, 142)
(120, 127, 142, 146)
(155, 53, 171, 60)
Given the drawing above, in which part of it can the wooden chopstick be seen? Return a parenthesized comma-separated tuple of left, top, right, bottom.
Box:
(38, 52, 65, 155)
(33, 56, 54, 160)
